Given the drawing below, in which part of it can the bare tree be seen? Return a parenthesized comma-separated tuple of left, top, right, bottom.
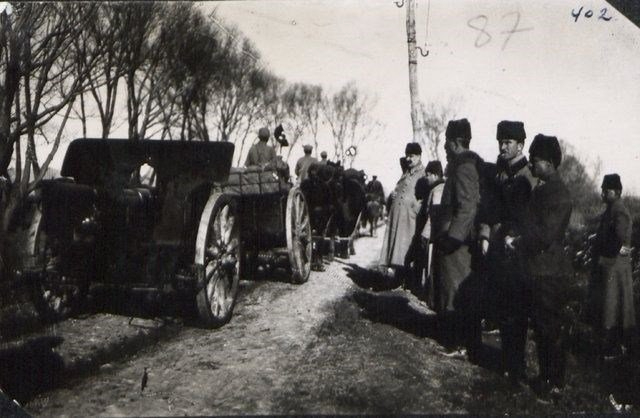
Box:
(281, 82, 323, 160)
(155, 3, 225, 141)
(0, 3, 100, 265)
(322, 81, 379, 167)
(116, 2, 164, 141)
(418, 98, 459, 161)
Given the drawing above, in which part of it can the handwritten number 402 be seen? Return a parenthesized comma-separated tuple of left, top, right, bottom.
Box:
(572, 6, 612, 22)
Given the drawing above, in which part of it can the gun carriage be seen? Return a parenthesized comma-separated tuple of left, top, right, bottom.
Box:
(14, 138, 311, 328)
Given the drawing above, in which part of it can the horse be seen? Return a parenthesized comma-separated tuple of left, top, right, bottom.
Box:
(301, 162, 366, 262)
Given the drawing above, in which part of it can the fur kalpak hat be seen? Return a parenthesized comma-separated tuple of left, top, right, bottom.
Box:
(425, 160, 443, 177)
(445, 118, 472, 141)
(601, 173, 622, 190)
(529, 134, 562, 168)
(405, 142, 422, 155)
(497, 121, 526, 142)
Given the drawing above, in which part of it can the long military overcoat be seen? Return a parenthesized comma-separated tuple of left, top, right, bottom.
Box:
(379, 162, 425, 267)
(434, 151, 482, 314)
(593, 198, 636, 331)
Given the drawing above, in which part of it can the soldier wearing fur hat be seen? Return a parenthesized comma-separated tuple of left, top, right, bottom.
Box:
(433, 118, 484, 360)
(479, 120, 537, 384)
(295, 144, 318, 183)
(593, 173, 637, 359)
(245, 127, 277, 168)
(505, 134, 573, 400)
(379, 142, 425, 282)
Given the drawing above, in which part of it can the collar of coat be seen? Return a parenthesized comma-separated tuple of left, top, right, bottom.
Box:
(406, 162, 425, 176)
(452, 150, 482, 167)
(496, 154, 528, 176)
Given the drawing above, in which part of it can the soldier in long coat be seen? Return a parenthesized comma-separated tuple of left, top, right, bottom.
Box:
(593, 173, 637, 358)
(419, 160, 445, 308)
(478, 121, 537, 383)
(433, 119, 483, 359)
(379, 143, 425, 279)
(506, 134, 573, 399)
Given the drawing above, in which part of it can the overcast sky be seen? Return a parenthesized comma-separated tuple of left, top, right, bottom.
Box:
(208, 0, 640, 195)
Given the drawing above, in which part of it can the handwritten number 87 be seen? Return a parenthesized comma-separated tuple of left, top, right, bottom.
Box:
(467, 12, 533, 50)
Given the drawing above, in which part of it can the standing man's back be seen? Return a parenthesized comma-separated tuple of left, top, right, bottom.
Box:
(245, 127, 277, 168)
(295, 145, 318, 183)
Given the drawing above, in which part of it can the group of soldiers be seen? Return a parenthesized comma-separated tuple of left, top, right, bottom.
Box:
(380, 118, 638, 401)
(244, 125, 331, 184)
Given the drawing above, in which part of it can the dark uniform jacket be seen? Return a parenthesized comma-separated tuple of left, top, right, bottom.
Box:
(245, 141, 277, 167)
(295, 155, 318, 182)
(439, 151, 482, 243)
(479, 155, 537, 241)
(517, 172, 573, 277)
(594, 199, 632, 258)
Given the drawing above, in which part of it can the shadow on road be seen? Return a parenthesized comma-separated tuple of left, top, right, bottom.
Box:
(339, 262, 403, 292)
(340, 261, 504, 374)
(0, 336, 65, 405)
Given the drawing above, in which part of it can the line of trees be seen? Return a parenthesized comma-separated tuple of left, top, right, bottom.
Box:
(0, 2, 379, 275)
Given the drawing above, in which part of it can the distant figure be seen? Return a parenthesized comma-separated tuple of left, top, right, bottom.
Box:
(295, 145, 317, 183)
(366, 175, 385, 203)
(319, 151, 328, 165)
(593, 173, 637, 359)
(245, 127, 277, 168)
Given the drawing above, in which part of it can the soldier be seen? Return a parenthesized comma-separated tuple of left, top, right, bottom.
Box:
(419, 160, 445, 308)
(379, 143, 425, 282)
(593, 173, 637, 359)
(245, 127, 277, 168)
(434, 118, 484, 360)
(505, 134, 573, 401)
(319, 151, 329, 165)
(366, 175, 385, 205)
(295, 145, 317, 183)
(478, 121, 537, 384)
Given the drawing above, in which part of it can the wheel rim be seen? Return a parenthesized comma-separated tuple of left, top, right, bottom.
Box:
(204, 202, 239, 318)
(30, 207, 82, 319)
(287, 188, 312, 281)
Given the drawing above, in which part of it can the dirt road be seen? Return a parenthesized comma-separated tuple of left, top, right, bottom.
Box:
(18, 225, 638, 415)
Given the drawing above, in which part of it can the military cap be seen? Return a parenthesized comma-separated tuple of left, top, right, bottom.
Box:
(529, 134, 562, 168)
(445, 118, 472, 141)
(303, 144, 313, 153)
(497, 120, 526, 142)
(601, 173, 622, 190)
(425, 160, 443, 177)
(405, 142, 422, 155)
(258, 127, 270, 140)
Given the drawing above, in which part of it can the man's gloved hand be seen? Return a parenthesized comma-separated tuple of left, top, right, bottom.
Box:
(479, 238, 489, 256)
(437, 236, 462, 255)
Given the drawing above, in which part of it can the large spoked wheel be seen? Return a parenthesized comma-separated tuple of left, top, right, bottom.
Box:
(25, 205, 87, 323)
(286, 186, 312, 284)
(195, 193, 241, 328)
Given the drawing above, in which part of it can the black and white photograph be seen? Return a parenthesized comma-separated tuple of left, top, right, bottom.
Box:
(1, 0, 639, 415)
